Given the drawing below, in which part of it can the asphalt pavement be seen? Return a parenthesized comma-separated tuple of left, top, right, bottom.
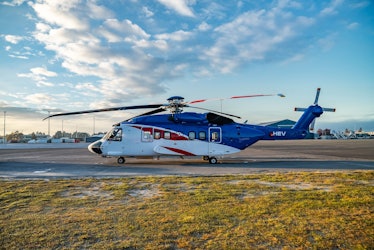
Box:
(1, 140, 373, 179)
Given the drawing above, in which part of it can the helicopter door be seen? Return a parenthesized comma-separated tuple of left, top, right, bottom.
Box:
(208, 127, 221, 155)
(105, 127, 124, 155)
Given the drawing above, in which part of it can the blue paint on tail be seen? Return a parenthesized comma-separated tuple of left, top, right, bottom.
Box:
(292, 105, 323, 130)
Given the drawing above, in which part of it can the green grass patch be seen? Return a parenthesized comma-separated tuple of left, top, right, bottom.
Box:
(1, 171, 373, 249)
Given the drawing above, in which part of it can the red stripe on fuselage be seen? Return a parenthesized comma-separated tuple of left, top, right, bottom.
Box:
(162, 146, 195, 156)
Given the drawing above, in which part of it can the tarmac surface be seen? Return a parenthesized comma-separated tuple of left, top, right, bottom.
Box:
(0, 140, 373, 179)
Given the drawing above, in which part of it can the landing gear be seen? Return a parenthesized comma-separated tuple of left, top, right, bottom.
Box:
(203, 156, 218, 164)
(203, 156, 209, 161)
(209, 157, 218, 164)
(117, 157, 125, 164)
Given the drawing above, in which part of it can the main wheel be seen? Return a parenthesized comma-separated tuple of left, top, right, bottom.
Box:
(117, 157, 125, 164)
(209, 157, 218, 164)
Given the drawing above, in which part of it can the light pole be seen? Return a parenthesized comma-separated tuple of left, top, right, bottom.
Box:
(93, 116, 95, 135)
(48, 111, 50, 137)
(3, 111, 6, 144)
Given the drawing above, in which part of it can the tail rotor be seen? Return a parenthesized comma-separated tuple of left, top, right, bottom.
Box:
(294, 88, 335, 132)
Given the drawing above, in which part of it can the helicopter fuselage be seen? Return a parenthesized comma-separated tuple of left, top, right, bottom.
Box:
(88, 111, 310, 164)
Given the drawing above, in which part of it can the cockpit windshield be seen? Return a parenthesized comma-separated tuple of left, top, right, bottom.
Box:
(104, 127, 122, 141)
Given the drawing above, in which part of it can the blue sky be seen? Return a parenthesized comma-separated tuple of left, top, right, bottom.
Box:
(0, 0, 373, 135)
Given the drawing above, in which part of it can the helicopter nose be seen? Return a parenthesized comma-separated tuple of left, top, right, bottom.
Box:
(88, 140, 102, 155)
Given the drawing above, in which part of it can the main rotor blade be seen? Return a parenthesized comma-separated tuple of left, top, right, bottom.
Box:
(186, 105, 241, 119)
(188, 93, 285, 104)
(127, 107, 166, 120)
(43, 104, 164, 120)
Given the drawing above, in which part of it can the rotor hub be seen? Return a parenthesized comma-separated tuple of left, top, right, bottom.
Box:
(167, 96, 185, 114)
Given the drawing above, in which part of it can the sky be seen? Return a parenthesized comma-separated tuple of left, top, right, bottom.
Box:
(0, 0, 373, 136)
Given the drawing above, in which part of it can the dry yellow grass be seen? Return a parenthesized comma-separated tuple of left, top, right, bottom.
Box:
(1, 171, 373, 249)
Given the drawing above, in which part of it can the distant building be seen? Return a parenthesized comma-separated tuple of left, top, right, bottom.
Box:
(86, 134, 105, 143)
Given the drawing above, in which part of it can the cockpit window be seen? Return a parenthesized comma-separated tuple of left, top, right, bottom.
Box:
(104, 128, 122, 141)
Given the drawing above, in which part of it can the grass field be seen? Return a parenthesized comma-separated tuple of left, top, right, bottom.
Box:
(1, 171, 373, 249)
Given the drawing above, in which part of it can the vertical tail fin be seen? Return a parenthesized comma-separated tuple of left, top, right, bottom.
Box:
(293, 88, 335, 131)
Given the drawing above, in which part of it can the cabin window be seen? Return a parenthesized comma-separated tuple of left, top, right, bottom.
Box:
(164, 131, 171, 139)
(107, 128, 122, 141)
(199, 131, 206, 140)
(188, 131, 196, 140)
(211, 132, 219, 141)
(142, 127, 153, 142)
(209, 127, 222, 143)
(154, 131, 161, 139)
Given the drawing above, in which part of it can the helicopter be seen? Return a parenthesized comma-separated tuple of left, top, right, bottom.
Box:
(45, 88, 335, 164)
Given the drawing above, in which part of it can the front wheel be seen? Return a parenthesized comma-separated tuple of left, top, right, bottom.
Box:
(209, 157, 218, 164)
(117, 157, 126, 164)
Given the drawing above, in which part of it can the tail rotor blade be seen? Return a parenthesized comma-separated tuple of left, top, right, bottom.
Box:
(314, 88, 321, 105)
(310, 118, 316, 131)
(322, 108, 336, 112)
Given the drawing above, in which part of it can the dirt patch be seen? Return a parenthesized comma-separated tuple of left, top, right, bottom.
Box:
(128, 184, 161, 199)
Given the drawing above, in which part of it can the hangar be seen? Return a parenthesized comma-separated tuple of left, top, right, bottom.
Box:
(258, 119, 315, 139)
(258, 119, 296, 128)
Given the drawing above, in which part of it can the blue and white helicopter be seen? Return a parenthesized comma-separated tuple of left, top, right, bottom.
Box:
(45, 88, 335, 164)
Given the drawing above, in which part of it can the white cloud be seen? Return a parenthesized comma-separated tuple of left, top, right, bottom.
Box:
(36, 81, 54, 87)
(87, 1, 114, 20)
(320, 0, 343, 16)
(201, 2, 318, 73)
(30, 67, 57, 77)
(349, 1, 370, 9)
(155, 30, 193, 41)
(1, 0, 27, 6)
(142, 6, 154, 17)
(75, 82, 101, 93)
(24, 93, 53, 105)
(347, 22, 359, 30)
(282, 53, 305, 64)
(157, 0, 195, 17)
(30, 1, 89, 30)
(99, 19, 150, 43)
(197, 22, 211, 31)
(9, 54, 28, 59)
(4, 35, 23, 44)
(18, 67, 57, 87)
